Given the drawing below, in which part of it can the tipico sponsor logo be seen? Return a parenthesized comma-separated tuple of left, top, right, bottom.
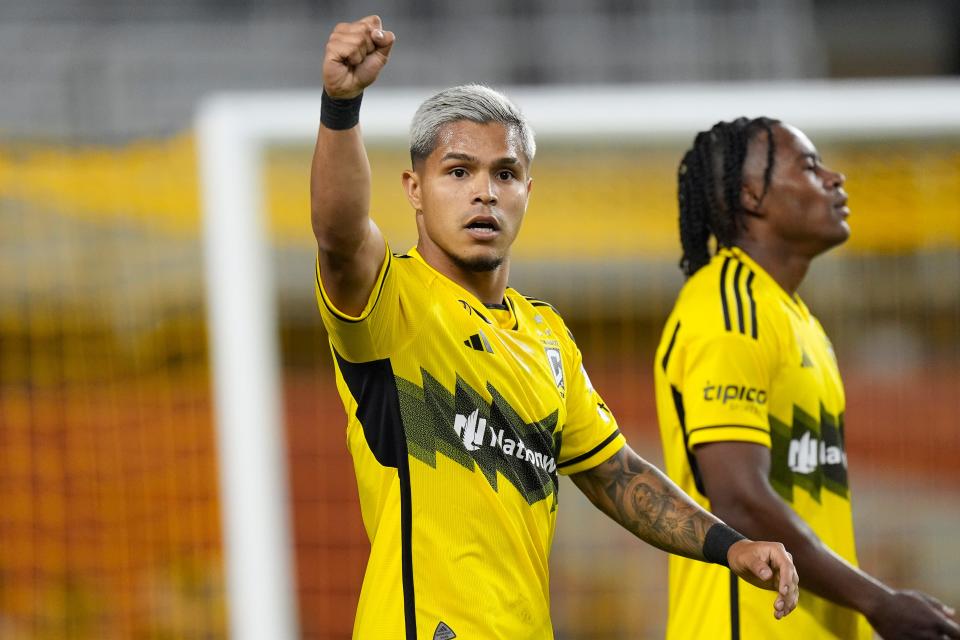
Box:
(788, 431, 846, 474)
(453, 409, 556, 474)
(703, 382, 768, 405)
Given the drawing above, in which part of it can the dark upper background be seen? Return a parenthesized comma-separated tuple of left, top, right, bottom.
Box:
(1, 0, 957, 140)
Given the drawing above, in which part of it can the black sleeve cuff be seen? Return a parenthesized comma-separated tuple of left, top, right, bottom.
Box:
(703, 523, 747, 566)
(320, 89, 363, 130)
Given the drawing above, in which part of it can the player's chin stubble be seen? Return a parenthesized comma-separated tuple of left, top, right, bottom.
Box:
(450, 252, 503, 273)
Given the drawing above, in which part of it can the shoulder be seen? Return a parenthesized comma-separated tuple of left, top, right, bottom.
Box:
(509, 290, 577, 343)
(673, 252, 774, 344)
(520, 293, 561, 316)
(670, 255, 736, 338)
(389, 251, 440, 289)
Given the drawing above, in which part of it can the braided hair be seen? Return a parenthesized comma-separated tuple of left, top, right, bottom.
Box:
(677, 117, 779, 277)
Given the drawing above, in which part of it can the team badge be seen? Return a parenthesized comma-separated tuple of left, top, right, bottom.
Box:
(544, 346, 565, 395)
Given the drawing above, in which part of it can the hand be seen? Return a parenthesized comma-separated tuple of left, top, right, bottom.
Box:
(727, 540, 799, 620)
(866, 589, 960, 639)
(323, 15, 396, 99)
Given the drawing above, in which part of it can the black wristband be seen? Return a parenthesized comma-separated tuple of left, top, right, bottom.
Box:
(703, 523, 747, 567)
(320, 89, 363, 130)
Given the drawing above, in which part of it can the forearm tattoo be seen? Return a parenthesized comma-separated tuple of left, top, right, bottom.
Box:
(572, 447, 717, 560)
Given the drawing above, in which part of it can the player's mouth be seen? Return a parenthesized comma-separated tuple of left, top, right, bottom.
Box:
(833, 195, 849, 218)
(464, 215, 501, 240)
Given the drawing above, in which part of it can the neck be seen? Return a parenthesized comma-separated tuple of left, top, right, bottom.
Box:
(454, 267, 510, 305)
(417, 243, 510, 305)
(734, 237, 810, 295)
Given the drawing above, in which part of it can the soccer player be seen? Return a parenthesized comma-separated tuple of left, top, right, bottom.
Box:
(313, 16, 798, 640)
(654, 117, 960, 639)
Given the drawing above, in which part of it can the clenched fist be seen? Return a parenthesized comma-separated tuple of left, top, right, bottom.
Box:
(323, 15, 396, 99)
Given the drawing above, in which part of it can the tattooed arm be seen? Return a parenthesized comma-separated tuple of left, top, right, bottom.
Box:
(570, 443, 718, 559)
(570, 443, 800, 619)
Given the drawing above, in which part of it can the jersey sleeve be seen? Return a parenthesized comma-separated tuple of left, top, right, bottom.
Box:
(314, 243, 416, 363)
(681, 331, 773, 449)
(555, 337, 626, 476)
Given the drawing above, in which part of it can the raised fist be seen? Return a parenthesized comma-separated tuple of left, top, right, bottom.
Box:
(323, 15, 396, 99)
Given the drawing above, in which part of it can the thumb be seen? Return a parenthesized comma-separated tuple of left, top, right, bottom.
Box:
(372, 29, 396, 59)
(917, 592, 956, 618)
(747, 557, 774, 583)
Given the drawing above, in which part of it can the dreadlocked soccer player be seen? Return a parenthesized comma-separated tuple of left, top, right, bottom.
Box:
(654, 117, 960, 639)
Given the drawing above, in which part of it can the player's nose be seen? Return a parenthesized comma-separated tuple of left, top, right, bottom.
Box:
(472, 176, 498, 205)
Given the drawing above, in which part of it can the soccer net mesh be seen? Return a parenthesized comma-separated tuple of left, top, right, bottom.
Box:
(1, 81, 959, 639)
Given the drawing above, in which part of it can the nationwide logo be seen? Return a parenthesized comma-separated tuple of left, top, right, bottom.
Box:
(788, 430, 846, 474)
(770, 404, 849, 502)
(397, 369, 561, 506)
(454, 408, 557, 474)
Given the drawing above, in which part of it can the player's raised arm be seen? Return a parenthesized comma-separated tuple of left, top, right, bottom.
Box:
(311, 15, 395, 316)
(570, 444, 800, 620)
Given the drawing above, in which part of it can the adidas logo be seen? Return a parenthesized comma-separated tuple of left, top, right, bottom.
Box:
(463, 330, 493, 353)
(433, 621, 456, 639)
(801, 350, 814, 368)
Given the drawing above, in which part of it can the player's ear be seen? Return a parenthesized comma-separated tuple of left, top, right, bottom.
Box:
(740, 182, 764, 216)
(523, 177, 533, 211)
(402, 169, 422, 210)
(741, 183, 758, 209)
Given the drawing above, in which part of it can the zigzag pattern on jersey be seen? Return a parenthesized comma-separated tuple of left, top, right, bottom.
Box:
(769, 403, 849, 503)
(396, 369, 562, 509)
(718, 255, 758, 339)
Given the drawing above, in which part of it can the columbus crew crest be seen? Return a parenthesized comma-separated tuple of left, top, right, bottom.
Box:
(544, 346, 565, 396)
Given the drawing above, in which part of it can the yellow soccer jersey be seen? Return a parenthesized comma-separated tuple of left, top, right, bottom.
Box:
(654, 247, 871, 640)
(316, 245, 625, 640)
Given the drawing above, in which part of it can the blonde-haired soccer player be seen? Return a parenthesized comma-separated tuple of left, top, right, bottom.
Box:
(312, 16, 799, 640)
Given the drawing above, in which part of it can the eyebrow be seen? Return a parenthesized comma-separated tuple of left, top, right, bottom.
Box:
(439, 152, 522, 166)
(440, 152, 478, 163)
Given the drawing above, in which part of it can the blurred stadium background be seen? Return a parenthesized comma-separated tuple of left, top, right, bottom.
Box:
(2, 1, 959, 638)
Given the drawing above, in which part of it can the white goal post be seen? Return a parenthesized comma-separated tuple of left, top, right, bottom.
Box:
(195, 79, 960, 640)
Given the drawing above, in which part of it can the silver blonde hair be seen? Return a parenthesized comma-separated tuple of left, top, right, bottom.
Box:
(409, 84, 536, 165)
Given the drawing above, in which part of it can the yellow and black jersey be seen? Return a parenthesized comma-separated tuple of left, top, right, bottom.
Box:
(316, 245, 625, 640)
(654, 247, 870, 640)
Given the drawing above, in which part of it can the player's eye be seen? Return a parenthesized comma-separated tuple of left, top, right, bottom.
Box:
(450, 168, 467, 178)
(497, 170, 515, 180)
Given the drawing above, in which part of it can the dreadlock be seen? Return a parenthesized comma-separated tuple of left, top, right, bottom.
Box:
(677, 117, 779, 277)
